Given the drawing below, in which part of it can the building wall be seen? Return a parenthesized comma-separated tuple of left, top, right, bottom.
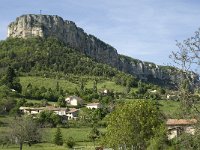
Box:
(70, 99, 78, 106)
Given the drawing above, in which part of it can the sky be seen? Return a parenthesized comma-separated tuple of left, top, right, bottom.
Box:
(1, 0, 200, 66)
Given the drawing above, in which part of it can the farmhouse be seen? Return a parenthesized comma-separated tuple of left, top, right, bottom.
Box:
(19, 106, 68, 116)
(86, 103, 102, 109)
(19, 107, 44, 115)
(65, 95, 83, 106)
(166, 119, 197, 140)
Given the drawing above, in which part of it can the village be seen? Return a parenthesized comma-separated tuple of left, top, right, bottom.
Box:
(19, 92, 198, 141)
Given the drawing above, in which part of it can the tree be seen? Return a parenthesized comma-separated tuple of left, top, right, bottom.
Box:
(170, 28, 200, 114)
(9, 116, 42, 150)
(66, 137, 75, 148)
(37, 110, 61, 127)
(5, 66, 16, 87)
(102, 100, 164, 149)
(88, 127, 101, 146)
(3, 66, 22, 93)
(57, 96, 66, 107)
(54, 127, 63, 146)
(147, 124, 168, 150)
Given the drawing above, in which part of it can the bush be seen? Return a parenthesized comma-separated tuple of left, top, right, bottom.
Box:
(66, 137, 75, 148)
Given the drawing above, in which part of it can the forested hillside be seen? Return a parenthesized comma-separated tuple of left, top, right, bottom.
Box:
(0, 37, 121, 77)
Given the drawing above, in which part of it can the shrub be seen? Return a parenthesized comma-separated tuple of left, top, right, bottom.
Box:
(66, 137, 75, 148)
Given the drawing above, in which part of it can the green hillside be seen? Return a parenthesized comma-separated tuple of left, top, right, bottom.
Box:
(20, 76, 127, 93)
(0, 37, 126, 78)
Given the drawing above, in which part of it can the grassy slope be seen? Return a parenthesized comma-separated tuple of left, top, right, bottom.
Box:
(19, 76, 127, 93)
(20, 76, 77, 92)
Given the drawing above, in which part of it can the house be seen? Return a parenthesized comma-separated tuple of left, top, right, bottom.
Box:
(86, 103, 102, 109)
(103, 89, 109, 94)
(66, 108, 79, 120)
(19, 107, 44, 115)
(149, 90, 157, 93)
(65, 96, 83, 106)
(166, 119, 197, 140)
(46, 107, 68, 116)
(166, 94, 178, 100)
(19, 106, 68, 116)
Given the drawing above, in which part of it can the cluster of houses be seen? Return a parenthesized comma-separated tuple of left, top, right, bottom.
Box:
(19, 94, 198, 140)
(19, 95, 102, 120)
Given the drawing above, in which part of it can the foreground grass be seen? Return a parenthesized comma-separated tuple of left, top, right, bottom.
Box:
(1, 142, 96, 150)
(0, 120, 105, 150)
(43, 127, 105, 143)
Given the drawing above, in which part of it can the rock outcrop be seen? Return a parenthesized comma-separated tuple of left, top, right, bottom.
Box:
(8, 14, 199, 86)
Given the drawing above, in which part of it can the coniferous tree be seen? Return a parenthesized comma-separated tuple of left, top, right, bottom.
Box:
(54, 127, 63, 146)
(3, 66, 22, 93)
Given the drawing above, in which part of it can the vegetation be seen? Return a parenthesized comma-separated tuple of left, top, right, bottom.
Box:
(102, 100, 165, 149)
(0, 33, 200, 150)
(54, 128, 63, 146)
(65, 137, 75, 148)
(37, 110, 62, 127)
(0, 37, 132, 80)
(8, 116, 42, 150)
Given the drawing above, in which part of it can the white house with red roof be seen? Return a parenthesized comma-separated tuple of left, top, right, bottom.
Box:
(166, 119, 197, 139)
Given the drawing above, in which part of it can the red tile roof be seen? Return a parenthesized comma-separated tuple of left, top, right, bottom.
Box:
(166, 119, 197, 126)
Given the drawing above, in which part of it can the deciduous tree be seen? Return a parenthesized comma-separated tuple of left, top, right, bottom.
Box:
(102, 100, 164, 149)
(9, 116, 42, 150)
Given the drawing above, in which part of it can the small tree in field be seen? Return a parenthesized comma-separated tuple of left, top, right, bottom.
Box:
(54, 127, 63, 146)
(66, 137, 75, 148)
(88, 127, 100, 146)
(9, 116, 42, 150)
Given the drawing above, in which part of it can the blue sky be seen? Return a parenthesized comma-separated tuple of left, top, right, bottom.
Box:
(1, 0, 200, 66)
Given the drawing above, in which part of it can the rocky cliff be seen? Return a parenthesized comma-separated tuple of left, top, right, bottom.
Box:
(7, 14, 199, 86)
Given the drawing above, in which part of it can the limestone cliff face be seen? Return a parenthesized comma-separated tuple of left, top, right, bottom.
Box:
(8, 14, 199, 85)
(8, 14, 119, 67)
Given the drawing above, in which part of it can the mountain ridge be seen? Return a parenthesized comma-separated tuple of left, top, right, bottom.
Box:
(7, 14, 199, 86)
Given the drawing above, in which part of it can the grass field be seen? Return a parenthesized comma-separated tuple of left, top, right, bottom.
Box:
(43, 127, 105, 143)
(20, 76, 128, 93)
(20, 76, 77, 92)
(0, 142, 96, 150)
(86, 80, 126, 92)
(159, 100, 180, 116)
(0, 115, 104, 149)
(0, 125, 104, 150)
